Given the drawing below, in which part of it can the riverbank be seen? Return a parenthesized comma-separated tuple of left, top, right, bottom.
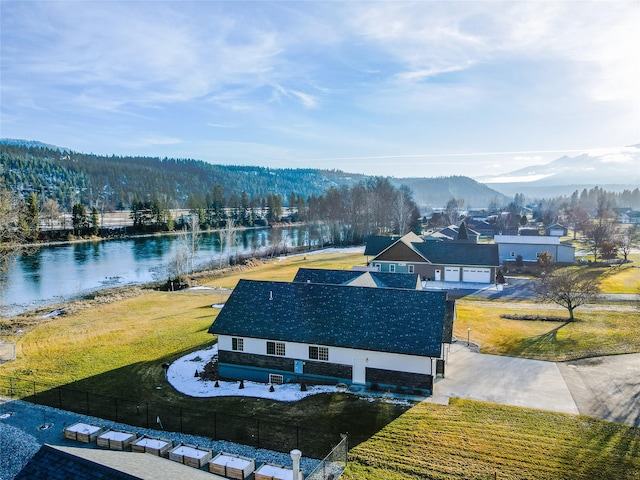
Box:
(0, 246, 364, 331)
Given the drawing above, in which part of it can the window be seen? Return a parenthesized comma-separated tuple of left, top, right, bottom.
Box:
(408, 265, 414, 274)
(267, 341, 285, 356)
(510, 251, 515, 257)
(373, 263, 381, 271)
(389, 264, 396, 273)
(269, 374, 284, 385)
(231, 337, 244, 351)
(309, 346, 329, 361)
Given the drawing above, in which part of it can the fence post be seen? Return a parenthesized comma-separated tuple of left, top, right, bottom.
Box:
(58, 387, 62, 409)
(33, 381, 37, 405)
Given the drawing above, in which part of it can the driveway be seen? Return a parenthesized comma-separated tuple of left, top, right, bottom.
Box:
(434, 342, 579, 415)
(557, 354, 640, 427)
(434, 342, 640, 427)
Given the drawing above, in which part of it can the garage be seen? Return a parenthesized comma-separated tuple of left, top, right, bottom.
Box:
(444, 267, 460, 282)
(462, 267, 491, 283)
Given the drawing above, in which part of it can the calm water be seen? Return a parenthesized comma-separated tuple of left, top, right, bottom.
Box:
(1, 226, 313, 316)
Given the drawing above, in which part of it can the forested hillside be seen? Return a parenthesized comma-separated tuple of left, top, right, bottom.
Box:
(0, 143, 363, 211)
(0, 141, 505, 211)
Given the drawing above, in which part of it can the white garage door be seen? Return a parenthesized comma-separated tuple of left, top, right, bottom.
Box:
(462, 267, 491, 283)
(444, 267, 460, 282)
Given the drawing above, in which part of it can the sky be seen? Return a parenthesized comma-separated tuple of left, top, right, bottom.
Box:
(1, 1, 639, 178)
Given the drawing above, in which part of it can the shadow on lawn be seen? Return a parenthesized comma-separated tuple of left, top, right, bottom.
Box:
(501, 322, 571, 359)
(0, 350, 410, 458)
(561, 416, 640, 479)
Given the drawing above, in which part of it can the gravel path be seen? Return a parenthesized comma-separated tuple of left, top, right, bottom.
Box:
(0, 397, 320, 480)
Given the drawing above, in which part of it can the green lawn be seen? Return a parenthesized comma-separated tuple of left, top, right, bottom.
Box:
(455, 301, 640, 361)
(343, 399, 640, 480)
(1, 248, 638, 465)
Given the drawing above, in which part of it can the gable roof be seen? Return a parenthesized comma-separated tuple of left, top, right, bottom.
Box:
(209, 279, 448, 357)
(364, 235, 401, 256)
(293, 268, 420, 290)
(411, 241, 499, 267)
(364, 232, 422, 256)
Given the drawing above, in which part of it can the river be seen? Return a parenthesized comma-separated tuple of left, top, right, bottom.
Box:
(1, 226, 316, 317)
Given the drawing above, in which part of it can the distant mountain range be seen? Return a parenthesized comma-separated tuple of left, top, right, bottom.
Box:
(476, 145, 640, 197)
(0, 139, 505, 210)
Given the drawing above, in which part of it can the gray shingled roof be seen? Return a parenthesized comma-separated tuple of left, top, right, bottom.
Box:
(363, 235, 401, 256)
(412, 241, 499, 267)
(209, 279, 447, 357)
(293, 268, 419, 289)
(16, 444, 219, 480)
(293, 268, 362, 285)
(15, 444, 138, 480)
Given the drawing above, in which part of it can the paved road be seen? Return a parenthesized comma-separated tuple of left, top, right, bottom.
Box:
(434, 342, 640, 427)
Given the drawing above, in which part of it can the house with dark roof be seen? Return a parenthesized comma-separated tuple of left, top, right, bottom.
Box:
(366, 233, 499, 284)
(619, 210, 640, 224)
(427, 222, 480, 243)
(209, 279, 454, 392)
(293, 268, 422, 290)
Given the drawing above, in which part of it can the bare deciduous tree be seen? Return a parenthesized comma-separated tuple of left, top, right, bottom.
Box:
(0, 189, 26, 276)
(534, 269, 600, 321)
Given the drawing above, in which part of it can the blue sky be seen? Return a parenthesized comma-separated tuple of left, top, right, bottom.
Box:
(1, 1, 638, 178)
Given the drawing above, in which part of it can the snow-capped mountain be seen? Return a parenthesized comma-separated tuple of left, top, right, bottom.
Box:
(476, 145, 640, 197)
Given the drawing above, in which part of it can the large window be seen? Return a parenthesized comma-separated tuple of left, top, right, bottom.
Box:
(231, 337, 243, 351)
(309, 345, 329, 361)
(408, 265, 414, 274)
(389, 264, 396, 273)
(267, 341, 285, 356)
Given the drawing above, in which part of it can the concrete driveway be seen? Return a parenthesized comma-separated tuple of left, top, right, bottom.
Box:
(557, 354, 640, 427)
(433, 343, 640, 427)
(434, 342, 579, 415)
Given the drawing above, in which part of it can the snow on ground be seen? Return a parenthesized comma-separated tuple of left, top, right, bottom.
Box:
(167, 345, 338, 401)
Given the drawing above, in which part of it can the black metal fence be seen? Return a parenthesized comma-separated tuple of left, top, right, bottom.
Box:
(0, 375, 341, 458)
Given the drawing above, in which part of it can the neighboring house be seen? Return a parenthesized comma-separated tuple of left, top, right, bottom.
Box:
(619, 210, 640, 224)
(494, 235, 576, 264)
(427, 222, 480, 243)
(545, 223, 568, 237)
(209, 279, 454, 392)
(293, 268, 422, 290)
(466, 219, 496, 238)
(366, 233, 499, 284)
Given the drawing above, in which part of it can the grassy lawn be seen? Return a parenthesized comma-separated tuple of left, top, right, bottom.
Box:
(587, 255, 640, 293)
(202, 250, 366, 289)
(1, 247, 638, 465)
(343, 398, 640, 480)
(0, 249, 405, 457)
(455, 301, 640, 361)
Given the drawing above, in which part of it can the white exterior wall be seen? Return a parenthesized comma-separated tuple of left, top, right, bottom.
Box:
(497, 243, 575, 263)
(217, 335, 435, 375)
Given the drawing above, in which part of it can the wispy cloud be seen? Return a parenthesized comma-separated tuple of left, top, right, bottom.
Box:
(1, 1, 637, 178)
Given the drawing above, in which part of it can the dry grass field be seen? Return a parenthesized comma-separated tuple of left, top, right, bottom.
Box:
(454, 300, 640, 361)
(1, 248, 638, 474)
(343, 399, 640, 480)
